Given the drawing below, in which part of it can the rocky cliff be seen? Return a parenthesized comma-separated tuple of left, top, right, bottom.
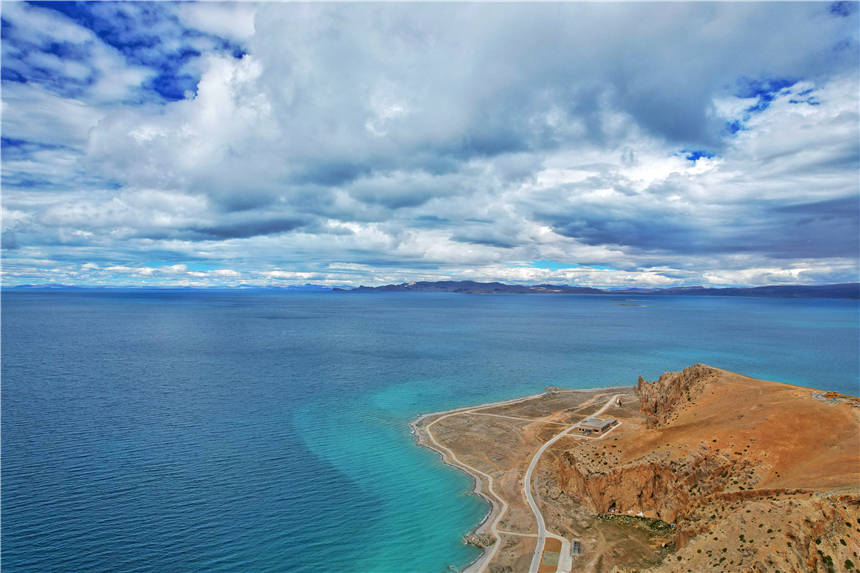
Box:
(558, 447, 738, 523)
(635, 363, 718, 427)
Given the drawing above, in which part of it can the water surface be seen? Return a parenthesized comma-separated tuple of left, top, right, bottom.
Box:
(3, 291, 858, 571)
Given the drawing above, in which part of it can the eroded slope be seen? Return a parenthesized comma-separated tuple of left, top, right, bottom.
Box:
(553, 365, 860, 572)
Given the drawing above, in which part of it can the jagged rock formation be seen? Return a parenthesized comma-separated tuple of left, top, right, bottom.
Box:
(635, 363, 718, 427)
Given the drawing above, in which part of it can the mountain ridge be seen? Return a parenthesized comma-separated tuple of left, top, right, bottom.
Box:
(336, 280, 860, 298)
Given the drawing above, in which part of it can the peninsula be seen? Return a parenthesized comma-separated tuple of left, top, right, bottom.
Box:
(412, 365, 860, 572)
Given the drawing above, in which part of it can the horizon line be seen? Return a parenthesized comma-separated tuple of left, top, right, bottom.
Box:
(4, 281, 859, 291)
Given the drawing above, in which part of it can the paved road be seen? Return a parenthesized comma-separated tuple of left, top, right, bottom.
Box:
(419, 393, 545, 573)
(419, 391, 623, 573)
(525, 394, 622, 573)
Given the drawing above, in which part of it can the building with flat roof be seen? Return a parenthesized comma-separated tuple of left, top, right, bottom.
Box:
(577, 417, 616, 433)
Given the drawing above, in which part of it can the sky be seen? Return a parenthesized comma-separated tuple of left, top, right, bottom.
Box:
(1, 2, 859, 288)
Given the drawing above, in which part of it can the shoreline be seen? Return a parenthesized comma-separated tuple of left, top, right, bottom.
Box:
(411, 393, 545, 573)
(410, 424, 495, 573)
(410, 386, 630, 573)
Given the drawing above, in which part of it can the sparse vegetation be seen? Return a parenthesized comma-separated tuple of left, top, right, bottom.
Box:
(434, 367, 860, 573)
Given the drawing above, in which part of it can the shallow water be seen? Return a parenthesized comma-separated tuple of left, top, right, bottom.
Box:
(2, 291, 858, 571)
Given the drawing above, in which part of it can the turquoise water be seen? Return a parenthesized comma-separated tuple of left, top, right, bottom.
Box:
(2, 291, 858, 571)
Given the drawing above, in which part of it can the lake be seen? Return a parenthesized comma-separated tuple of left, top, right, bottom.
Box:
(2, 291, 858, 571)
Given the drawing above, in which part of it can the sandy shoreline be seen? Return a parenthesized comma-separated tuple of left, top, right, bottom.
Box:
(410, 423, 495, 573)
(410, 386, 629, 573)
(410, 393, 544, 573)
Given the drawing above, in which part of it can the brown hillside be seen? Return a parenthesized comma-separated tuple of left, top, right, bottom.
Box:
(556, 365, 860, 572)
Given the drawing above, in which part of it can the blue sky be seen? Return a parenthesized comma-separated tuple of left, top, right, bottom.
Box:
(2, 2, 858, 287)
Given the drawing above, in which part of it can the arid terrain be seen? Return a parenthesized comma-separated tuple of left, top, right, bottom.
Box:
(412, 365, 860, 572)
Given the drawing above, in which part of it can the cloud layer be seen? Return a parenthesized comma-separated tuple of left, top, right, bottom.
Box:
(2, 2, 858, 287)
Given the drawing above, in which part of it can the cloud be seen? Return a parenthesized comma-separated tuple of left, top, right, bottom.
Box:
(175, 3, 257, 42)
(527, 78, 859, 259)
(2, 3, 858, 287)
(192, 217, 306, 240)
(1, 2, 155, 103)
(2, 82, 104, 147)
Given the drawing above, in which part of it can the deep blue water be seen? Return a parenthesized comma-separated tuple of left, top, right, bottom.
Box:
(2, 291, 858, 572)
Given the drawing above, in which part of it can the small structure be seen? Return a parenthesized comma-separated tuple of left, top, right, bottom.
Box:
(571, 540, 582, 556)
(577, 417, 616, 435)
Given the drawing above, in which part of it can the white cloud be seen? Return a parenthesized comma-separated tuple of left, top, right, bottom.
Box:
(2, 82, 103, 147)
(86, 54, 275, 195)
(2, 3, 858, 287)
(2, 2, 152, 104)
(1, 2, 94, 45)
(263, 270, 316, 280)
(175, 3, 257, 42)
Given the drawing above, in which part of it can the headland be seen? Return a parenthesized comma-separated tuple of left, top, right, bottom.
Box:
(412, 365, 860, 572)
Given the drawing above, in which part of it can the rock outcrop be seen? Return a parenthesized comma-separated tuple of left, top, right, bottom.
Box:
(636, 363, 718, 427)
(463, 533, 495, 548)
(557, 445, 735, 524)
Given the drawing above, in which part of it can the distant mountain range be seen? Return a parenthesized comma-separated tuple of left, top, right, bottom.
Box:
(335, 281, 860, 298)
(7, 281, 859, 298)
(6, 283, 333, 292)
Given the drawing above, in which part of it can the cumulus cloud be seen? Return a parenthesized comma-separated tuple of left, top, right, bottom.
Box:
(2, 2, 858, 287)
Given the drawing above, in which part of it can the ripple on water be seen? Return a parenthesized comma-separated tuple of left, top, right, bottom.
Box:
(2, 292, 857, 571)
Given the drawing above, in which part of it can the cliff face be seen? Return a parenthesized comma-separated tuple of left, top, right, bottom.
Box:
(636, 363, 718, 427)
(557, 446, 734, 524)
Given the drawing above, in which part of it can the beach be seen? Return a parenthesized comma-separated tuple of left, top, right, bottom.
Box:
(412, 387, 631, 572)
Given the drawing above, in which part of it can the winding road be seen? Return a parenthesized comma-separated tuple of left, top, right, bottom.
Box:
(525, 394, 622, 573)
(418, 391, 624, 573)
(419, 393, 545, 573)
